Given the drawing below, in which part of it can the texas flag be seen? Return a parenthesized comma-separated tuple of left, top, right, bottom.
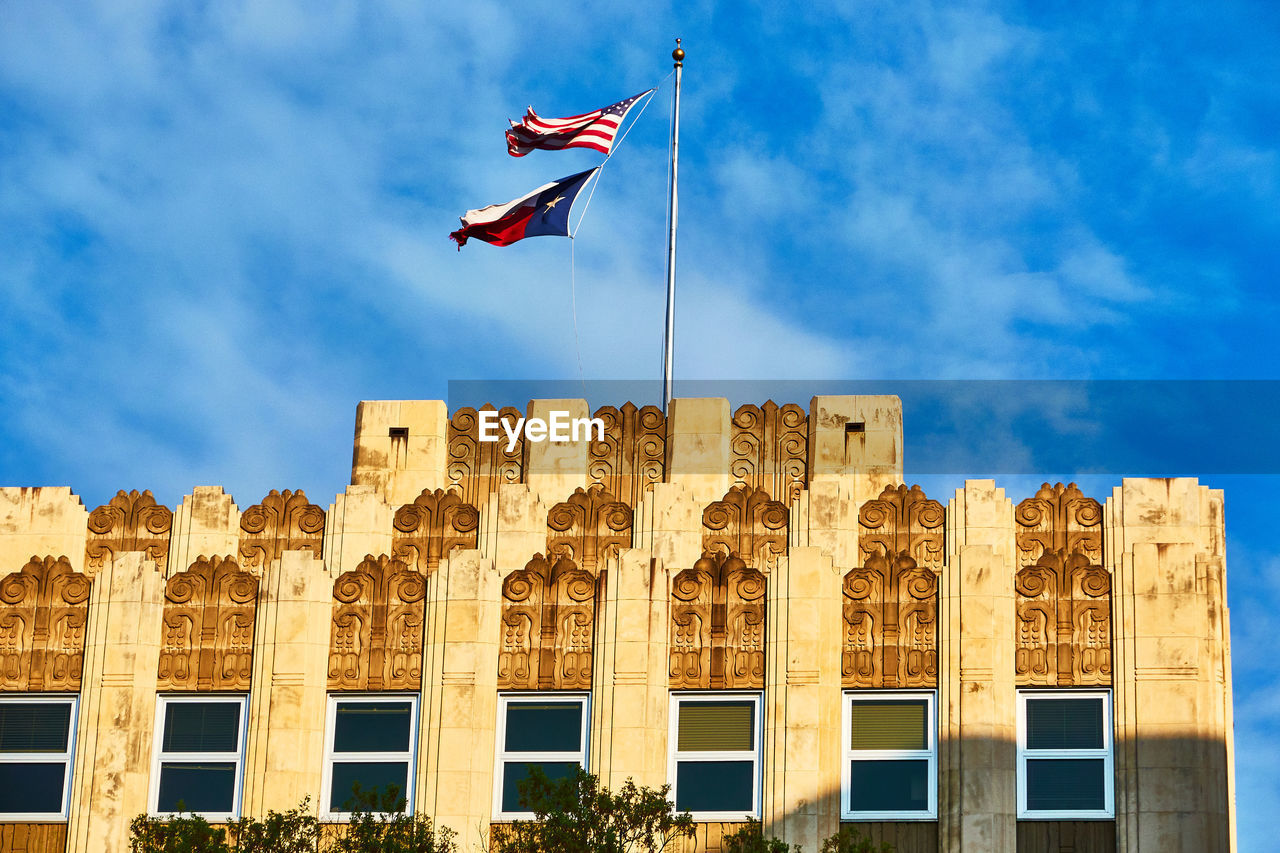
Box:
(449, 169, 598, 249)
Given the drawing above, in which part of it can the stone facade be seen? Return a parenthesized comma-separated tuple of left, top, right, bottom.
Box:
(0, 396, 1235, 852)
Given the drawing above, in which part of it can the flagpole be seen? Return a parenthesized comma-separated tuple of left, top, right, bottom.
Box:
(663, 39, 683, 413)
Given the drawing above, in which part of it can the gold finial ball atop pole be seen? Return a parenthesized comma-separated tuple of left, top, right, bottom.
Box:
(672, 38, 684, 66)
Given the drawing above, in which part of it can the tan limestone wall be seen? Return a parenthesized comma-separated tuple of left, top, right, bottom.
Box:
(241, 552, 332, 815)
(761, 547, 843, 849)
(66, 552, 164, 853)
(1109, 478, 1234, 853)
(0, 399, 1240, 853)
(940, 481, 1017, 853)
(0, 487, 87, 575)
(590, 548, 670, 792)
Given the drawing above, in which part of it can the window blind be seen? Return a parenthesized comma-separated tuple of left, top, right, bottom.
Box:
(850, 701, 927, 750)
(1026, 698, 1103, 750)
(161, 702, 240, 753)
(677, 702, 754, 752)
(0, 704, 71, 753)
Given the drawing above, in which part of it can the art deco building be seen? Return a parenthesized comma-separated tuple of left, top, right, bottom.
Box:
(0, 396, 1235, 852)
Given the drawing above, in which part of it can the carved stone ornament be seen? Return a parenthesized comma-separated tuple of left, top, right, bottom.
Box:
(447, 405, 525, 508)
(1014, 483, 1110, 686)
(158, 556, 258, 691)
(498, 554, 597, 690)
(1015, 482, 1103, 568)
(842, 552, 937, 688)
(858, 484, 945, 571)
(669, 550, 766, 689)
(238, 489, 325, 570)
(730, 402, 808, 506)
(702, 485, 788, 569)
(1016, 550, 1112, 686)
(588, 403, 666, 510)
(328, 554, 426, 691)
(0, 556, 92, 692)
(86, 489, 173, 575)
(546, 485, 633, 573)
(392, 489, 480, 574)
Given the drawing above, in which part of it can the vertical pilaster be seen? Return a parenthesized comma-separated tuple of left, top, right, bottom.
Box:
(1110, 478, 1233, 853)
(350, 400, 449, 507)
(761, 546, 842, 849)
(324, 486, 393, 576)
(523, 399, 590, 502)
(67, 553, 164, 853)
(591, 549, 670, 791)
(170, 487, 239, 576)
(665, 398, 731, 506)
(803, 395, 903, 568)
(418, 549, 501, 849)
(241, 553, 332, 815)
(941, 480, 1016, 853)
(0, 487, 88, 574)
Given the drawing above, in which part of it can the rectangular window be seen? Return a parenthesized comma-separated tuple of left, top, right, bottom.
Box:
(669, 694, 761, 820)
(1017, 690, 1114, 819)
(323, 695, 418, 819)
(150, 695, 247, 820)
(494, 694, 589, 819)
(842, 691, 936, 820)
(0, 695, 77, 820)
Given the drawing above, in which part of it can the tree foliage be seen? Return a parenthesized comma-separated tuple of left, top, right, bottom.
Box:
(819, 827, 895, 853)
(489, 766, 694, 853)
(720, 819, 800, 853)
(129, 791, 454, 853)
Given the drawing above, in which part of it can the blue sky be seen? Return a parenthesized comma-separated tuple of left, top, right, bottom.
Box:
(1, 0, 1276, 846)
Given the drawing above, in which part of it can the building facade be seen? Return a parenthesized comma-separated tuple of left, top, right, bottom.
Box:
(0, 396, 1235, 852)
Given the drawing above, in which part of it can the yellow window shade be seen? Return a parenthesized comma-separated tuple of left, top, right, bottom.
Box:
(677, 702, 754, 752)
(850, 701, 927, 750)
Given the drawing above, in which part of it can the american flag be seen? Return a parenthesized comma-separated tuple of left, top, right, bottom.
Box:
(506, 90, 654, 157)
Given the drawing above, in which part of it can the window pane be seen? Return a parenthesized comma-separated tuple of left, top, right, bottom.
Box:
(162, 702, 240, 753)
(334, 702, 413, 753)
(1026, 758, 1106, 811)
(329, 761, 410, 812)
(504, 702, 582, 753)
(0, 703, 71, 753)
(675, 760, 754, 812)
(500, 761, 580, 813)
(1026, 699, 1104, 750)
(0, 762, 65, 814)
(156, 762, 236, 813)
(848, 759, 929, 812)
(850, 701, 927, 751)
(677, 702, 754, 752)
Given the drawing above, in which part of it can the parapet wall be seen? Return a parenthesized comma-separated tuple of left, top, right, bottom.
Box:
(0, 397, 1235, 853)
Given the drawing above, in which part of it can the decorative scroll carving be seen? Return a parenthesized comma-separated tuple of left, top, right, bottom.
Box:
(702, 485, 788, 569)
(447, 405, 526, 508)
(546, 485, 633, 573)
(588, 403, 666, 510)
(669, 551, 766, 689)
(842, 553, 937, 688)
(0, 557, 91, 692)
(1015, 482, 1103, 568)
(392, 489, 480, 574)
(86, 489, 173, 574)
(158, 556, 258, 691)
(843, 485, 942, 689)
(328, 555, 426, 691)
(730, 402, 808, 505)
(858, 484, 945, 571)
(238, 489, 325, 570)
(498, 554, 597, 690)
(1014, 483, 1110, 686)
